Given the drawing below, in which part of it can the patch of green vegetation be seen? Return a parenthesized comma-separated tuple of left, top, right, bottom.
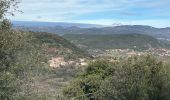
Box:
(63, 34, 169, 50)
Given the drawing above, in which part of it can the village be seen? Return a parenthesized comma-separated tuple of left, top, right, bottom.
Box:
(48, 47, 170, 68)
(88, 48, 170, 58)
(49, 56, 88, 68)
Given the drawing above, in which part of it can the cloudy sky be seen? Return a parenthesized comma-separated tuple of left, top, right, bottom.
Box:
(10, 0, 170, 28)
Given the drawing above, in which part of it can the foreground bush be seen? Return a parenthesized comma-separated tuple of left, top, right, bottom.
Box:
(0, 29, 48, 100)
(63, 55, 170, 100)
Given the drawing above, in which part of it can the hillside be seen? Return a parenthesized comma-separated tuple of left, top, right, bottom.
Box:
(30, 32, 87, 59)
(63, 33, 169, 50)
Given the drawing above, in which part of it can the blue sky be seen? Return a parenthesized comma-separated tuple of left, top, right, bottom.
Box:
(10, 0, 170, 28)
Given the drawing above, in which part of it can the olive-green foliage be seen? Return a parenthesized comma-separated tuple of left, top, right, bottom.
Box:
(0, 1, 28, 98)
(0, 29, 27, 99)
(0, 28, 49, 100)
(63, 55, 170, 100)
(0, 19, 12, 30)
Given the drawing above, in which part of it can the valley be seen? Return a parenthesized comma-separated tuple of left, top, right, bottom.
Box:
(12, 22, 170, 64)
(13, 21, 170, 60)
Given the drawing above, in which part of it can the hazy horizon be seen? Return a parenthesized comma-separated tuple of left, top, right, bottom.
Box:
(11, 20, 170, 28)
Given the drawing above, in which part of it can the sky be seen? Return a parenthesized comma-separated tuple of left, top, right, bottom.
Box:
(10, 0, 170, 28)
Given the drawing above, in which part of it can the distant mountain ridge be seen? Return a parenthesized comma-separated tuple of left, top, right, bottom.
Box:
(12, 21, 104, 28)
(13, 21, 170, 40)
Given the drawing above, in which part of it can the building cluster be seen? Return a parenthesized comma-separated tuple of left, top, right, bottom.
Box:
(49, 57, 88, 68)
(147, 48, 170, 57)
(48, 48, 170, 68)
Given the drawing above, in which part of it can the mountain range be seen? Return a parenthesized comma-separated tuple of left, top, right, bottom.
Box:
(12, 21, 103, 28)
(13, 21, 170, 40)
(12, 21, 170, 50)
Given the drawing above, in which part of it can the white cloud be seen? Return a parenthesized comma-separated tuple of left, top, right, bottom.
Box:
(13, 0, 170, 18)
(10, 0, 140, 20)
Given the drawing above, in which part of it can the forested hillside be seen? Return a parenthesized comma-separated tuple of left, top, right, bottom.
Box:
(63, 33, 170, 50)
(31, 32, 87, 58)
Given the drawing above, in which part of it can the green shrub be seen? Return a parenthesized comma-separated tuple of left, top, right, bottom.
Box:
(63, 55, 170, 100)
